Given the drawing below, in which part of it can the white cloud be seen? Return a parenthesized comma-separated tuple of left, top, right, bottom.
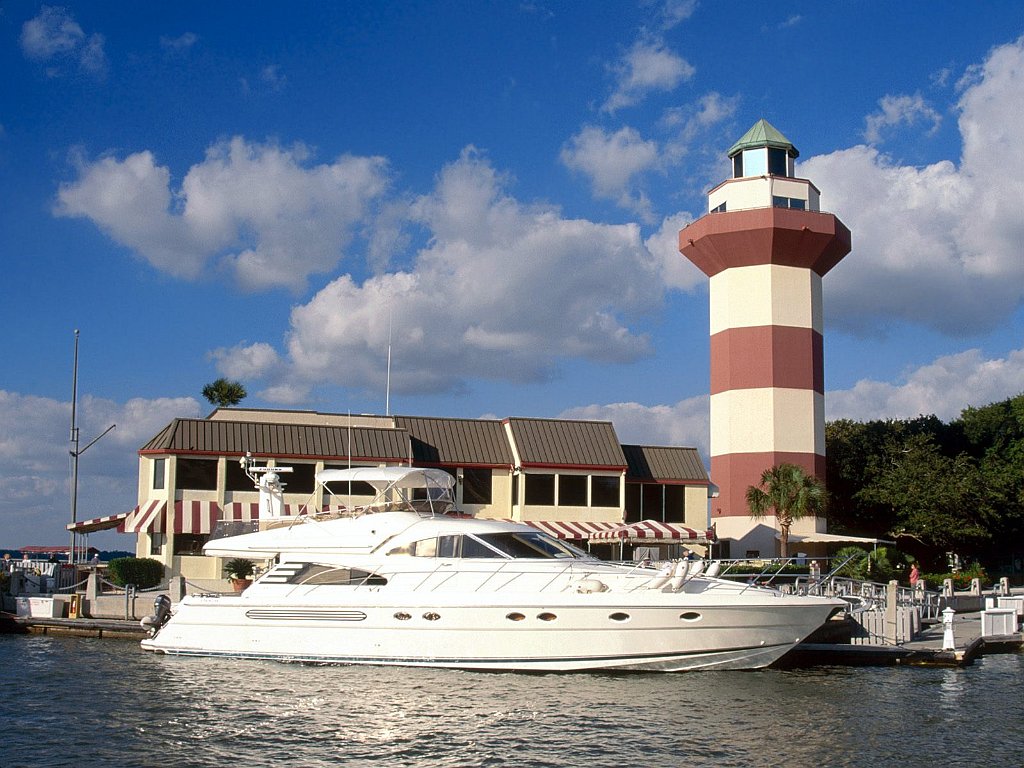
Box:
(645, 211, 704, 291)
(55, 137, 390, 291)
(863, 92, 942, 144)
(219, 148, 663, 398)
(160, 32, 198, 52)
(209, 342, 281, 379)
(801, 36, 1024, 336)
(560, 125, 660, 217)
(20, 6, 107, 76)
(560, 395, 710, 457)
(602, 37, 695, 113)
(827, 347, 1024, 423)
(0, 391, 200, 548)
(659, 0, 698, 30)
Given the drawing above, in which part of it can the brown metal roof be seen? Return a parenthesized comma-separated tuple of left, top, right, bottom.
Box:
(623, 445, 709, 483)
(140, 418, 409, 462)
(394, 416, 514, 466)
(506, 418, 626, 469)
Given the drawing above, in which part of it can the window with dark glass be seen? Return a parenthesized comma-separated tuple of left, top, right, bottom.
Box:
(322, 464, 378, 498)
(711, 201, 727, 213)
(625, 483, 641, 522)
(152, 458, 165, 490)
(512, 473, 519, 506)
(642, 484, 664, 520)
(461, 468, 492, 505)
(558, 475, 587, 506)
(149, 533, 164, 555)
(176, 458, 218, 491)
(664, 485, 686, 523)
(591, 476, 620, 508)
(286, 463, 316, 494)
(768, 147, 787, 176)
(524, 473, 555, 505)
(732, 154, 743, 178)
(172, 534, 209, 555)
(224, 458, 252, 492)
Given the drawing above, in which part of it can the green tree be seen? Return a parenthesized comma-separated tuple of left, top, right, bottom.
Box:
(202, 377, 247, 407)
(857, 432, 993, 556)
(746, 463, 828, 558)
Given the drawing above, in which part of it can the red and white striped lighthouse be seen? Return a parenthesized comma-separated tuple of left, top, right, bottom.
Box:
(679, 120, 851, 555)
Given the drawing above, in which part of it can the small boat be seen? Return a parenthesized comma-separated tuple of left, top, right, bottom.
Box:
(141, 466, 843, 671)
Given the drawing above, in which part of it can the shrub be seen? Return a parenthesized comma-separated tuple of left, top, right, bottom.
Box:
(107, 557, 165, 589)
(223, 558, 255, 580)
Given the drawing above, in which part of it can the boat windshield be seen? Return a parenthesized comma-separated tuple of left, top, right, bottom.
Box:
(387, 531, 593, 560)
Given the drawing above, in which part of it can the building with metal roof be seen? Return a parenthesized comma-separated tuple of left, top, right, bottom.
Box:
(116, 408, 712, 581)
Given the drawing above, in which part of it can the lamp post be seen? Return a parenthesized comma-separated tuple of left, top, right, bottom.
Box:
(68, 329, 115, 563)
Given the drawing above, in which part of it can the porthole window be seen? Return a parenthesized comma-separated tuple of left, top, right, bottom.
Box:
(423, 612, 441, 621)
(679, 612, 702, 622)
(506, 612, 526, 622)
(537, 612, 557, 622)
(609, 612, 630, 622)
(394, 612, 411, 621)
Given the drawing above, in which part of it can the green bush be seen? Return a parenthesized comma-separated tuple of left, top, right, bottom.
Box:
(107, 557, 165, 589)
(223, 558, 255, 580)
(924, 562, 989, 590)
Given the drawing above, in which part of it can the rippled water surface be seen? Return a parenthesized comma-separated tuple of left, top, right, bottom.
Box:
(1, 634, 1021, 767)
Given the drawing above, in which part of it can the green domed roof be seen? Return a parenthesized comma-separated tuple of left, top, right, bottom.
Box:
(727, 119, 799, 158)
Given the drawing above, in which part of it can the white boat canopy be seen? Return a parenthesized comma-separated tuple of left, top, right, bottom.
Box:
(315, 466, 455, 492)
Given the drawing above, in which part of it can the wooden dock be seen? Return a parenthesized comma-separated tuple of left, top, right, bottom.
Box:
(778, 610, 1023, 668)
(1, 613, 147, 640)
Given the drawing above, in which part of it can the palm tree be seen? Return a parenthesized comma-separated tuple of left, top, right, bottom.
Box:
(745, 463, 827, 558)
(201, 378, 247, 408)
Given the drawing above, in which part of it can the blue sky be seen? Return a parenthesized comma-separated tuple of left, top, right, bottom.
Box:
(2, 2, 1023, 548)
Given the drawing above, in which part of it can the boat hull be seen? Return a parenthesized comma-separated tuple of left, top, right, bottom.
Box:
(141, 594, 839, 672)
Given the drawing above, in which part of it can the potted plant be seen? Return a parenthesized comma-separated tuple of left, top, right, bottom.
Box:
(224, 558, 256, 592)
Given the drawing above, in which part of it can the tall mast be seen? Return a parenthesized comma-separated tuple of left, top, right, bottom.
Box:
(69, 330, 80, 563)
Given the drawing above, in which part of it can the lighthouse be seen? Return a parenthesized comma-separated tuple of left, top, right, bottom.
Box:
(679, 119, 851, 556)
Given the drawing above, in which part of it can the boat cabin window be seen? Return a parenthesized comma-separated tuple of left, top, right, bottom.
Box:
(387, 532, 590, 560)
(267, 563, 387, 586)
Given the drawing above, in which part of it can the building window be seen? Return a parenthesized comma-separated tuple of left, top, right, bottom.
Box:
(732, 154, 743, 178)
(225, 458, 252, 492)
(286, 463, 316, 494)
(768, 147, 788, 177)
(625, 483, 641, 522)
(512, 473, 519, 506)
(152, 458, 165, 490)
(149, 533, 164, 555)
(462, 468, 492, 505)
(772, 196, 806, 210)
(173, 534, 209, 556)
(525, 474, 555, 506)
(711, 201, 727, 213)
(664, 485, 686, 523)
(176, 458, 218, 491)
(642, 484, 664, 520)
(591, 476, 620, 508)
(558, 475, 587, 507)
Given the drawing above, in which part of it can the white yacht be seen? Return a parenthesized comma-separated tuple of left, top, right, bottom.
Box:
(141, 466, 843, 671)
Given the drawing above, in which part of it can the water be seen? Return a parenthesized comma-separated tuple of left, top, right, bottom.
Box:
(1, 635, 1021, 768)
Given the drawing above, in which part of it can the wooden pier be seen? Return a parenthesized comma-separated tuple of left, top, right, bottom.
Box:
(777, 610, 1023, 668)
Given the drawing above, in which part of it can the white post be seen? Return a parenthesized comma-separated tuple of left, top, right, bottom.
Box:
(941, 606, 956, 651)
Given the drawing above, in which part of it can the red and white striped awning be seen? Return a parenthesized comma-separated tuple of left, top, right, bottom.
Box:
(65, 512, 130, 534)
(588, 520, 706, 543)
(123, 501, 168, 534)
(522, 520, 620, 540)
(219, 502, 312, 523)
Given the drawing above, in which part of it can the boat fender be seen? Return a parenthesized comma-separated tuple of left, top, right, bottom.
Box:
(704, 560, 721, 578)
(668, 560, 688, 591)
(646, 562, 673, 590)
(576, 578, 608, 594)
(140, 594, 172, 634)
(679, 559, 705, 587)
